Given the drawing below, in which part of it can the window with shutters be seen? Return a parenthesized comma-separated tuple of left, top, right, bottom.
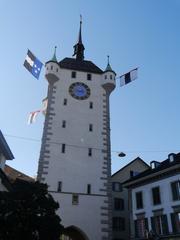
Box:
(152, 186, 161, 205)
(136, 191, 143, 209)
(134, 218, 148, 238)
(171, 180, 180, 201)
(112, 217, 125, 231)
(151, 215, 169, 235)
(114, 198, 124, 210)
(171, 212, 180, 233)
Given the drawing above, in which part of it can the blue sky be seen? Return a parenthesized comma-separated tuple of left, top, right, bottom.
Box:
(0, 0, 180, 176)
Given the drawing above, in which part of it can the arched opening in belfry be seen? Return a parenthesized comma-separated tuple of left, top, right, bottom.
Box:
(60, 225, 89, 240)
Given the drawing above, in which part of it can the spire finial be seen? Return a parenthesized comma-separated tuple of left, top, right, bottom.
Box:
(73, 16, 85, 61)
(51, 46, 58, 62)
(80, 14, 82, 24)
(78, 15, 82, 44)
(107, 55, 110, 65)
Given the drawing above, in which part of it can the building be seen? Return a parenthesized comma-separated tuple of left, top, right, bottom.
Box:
(0, 130, 14, 191)
(4, 164, 35, 183)
(111, 157, 149, 240)
(37, 19, 116, 240)
(124, 153, 180, 240)
(0, 130, 34, 191)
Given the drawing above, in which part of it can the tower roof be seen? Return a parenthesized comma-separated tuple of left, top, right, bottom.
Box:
(59, 58, 103, 74)
(104, 55, 116, 74)
(51, 46, 58, 62)
(73, 16, 85, 61)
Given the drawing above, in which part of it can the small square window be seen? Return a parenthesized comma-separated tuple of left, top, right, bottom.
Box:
(61, 144, 66, 153)
(114, 198, 124, 210)
(87, 73, 92, 80)
(88, 148, 92, 156)
(89, 102, 93, 109)
(57, 181, 62, 192)
(71, 71, 76, 78)
(113, 217, 125, 231)
(112, 182, 122, 192)
(72, 194, 79, 205)
(63, 99, 67, 105)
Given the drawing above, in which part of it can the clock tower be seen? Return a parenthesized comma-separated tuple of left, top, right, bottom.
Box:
(37, 19, 116, 240)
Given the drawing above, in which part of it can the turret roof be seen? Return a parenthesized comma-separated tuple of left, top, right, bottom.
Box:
(104, 55, 116, 74)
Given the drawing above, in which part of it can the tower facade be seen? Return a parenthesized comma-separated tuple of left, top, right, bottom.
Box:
(37, 21, 116, 240)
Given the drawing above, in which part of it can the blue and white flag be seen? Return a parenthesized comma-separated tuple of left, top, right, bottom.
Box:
(120, 68, 138, 87)
(24, 50, 43, 79)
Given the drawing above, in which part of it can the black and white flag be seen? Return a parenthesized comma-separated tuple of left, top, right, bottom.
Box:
(120, 68, 138, 87)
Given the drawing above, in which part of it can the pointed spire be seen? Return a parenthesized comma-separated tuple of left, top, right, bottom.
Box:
(73, 15, 85, 61)
(105, 55, 113, 72)
(51, 46, 57, 62)
(78, 15, 82, 44)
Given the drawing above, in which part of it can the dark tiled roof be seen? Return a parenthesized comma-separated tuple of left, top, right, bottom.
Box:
(111, 157, 150, 177)
(4, 165, 35, 183)
(59, 58, 103, 74)
(0, 130, 14, 160)
(124, 153, 180, 186)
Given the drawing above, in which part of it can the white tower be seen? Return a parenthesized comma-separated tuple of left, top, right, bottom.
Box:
(37, 20, 116, 240)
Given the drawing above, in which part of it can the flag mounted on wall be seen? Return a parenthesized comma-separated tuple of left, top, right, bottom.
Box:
(120, 68, 138, 87)
(28, 110, 41, 124)
(24, 50, 43, 79)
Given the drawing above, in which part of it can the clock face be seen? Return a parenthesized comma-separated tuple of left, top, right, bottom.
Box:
(69, 82, 90, 100)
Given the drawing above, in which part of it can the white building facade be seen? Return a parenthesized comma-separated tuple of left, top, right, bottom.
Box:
(124, 153, 180, 240)
(111, 157, 149, 240)
(37, 20, 116, 240)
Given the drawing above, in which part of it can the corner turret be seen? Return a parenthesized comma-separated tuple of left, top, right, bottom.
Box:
(102, 55, 116, 94)
(45, 46, 60, 85)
